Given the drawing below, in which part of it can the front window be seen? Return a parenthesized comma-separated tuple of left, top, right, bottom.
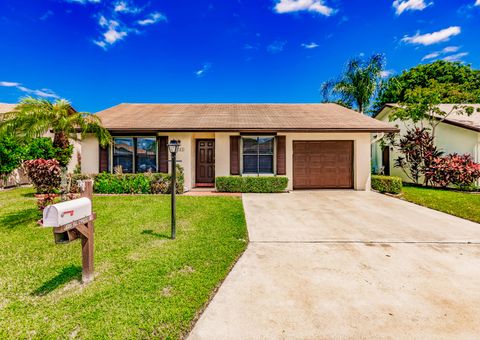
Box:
(136, 138, 157, 173)
(113, 138, 134, 173)
(242, 136, 274, 174)
(113, 137, 157, 173)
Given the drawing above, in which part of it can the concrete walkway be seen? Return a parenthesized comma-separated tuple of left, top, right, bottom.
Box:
(189, 191, 480, 339)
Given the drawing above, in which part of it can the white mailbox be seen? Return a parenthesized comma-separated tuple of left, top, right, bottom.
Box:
(43, 197, 92, 228)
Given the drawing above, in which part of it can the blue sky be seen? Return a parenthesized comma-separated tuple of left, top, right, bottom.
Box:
(0, 0, 479, 112)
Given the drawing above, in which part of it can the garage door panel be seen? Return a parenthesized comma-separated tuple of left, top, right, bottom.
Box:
(293, 141, 353, 189)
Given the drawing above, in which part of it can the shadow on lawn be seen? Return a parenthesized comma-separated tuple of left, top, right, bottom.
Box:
(0, 208, 39, 228)
(141, 229, 171, 239)
(32, 265, 82, 296)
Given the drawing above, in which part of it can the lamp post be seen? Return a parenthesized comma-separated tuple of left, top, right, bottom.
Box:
(167, 139, 180, 239)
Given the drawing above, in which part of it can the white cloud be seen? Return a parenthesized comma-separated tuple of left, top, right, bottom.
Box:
(380, 70, 394, 78)
(64, 0, 100, 4)
(402, 26, 461, 45)
(274, 0, 335, 16)
(421, 51, 440, 61)
(0, 81, 59, 98)
(393, 0, 432, 15)
(442, 46, 460, 53)
(476, 0, 480, 6)
(422, 46, 460, 61)
(94, 16, 129, 48)
(0, 81, 20, 87)
(137, 12, 167, 26)
(301, 42, 319, 49)
(443, 52, 468, 62)
(114, 1, 141, 14)
(267, 40, 287, 53)
(195, 63, 212, 78)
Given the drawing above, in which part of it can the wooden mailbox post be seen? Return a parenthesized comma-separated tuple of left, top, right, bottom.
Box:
(42, 180, 95, 284)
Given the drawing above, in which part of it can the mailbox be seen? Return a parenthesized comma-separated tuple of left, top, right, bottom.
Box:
(43, 197, 92, 228)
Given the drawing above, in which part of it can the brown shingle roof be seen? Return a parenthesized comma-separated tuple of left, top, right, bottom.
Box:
(96, 103, 398, 132)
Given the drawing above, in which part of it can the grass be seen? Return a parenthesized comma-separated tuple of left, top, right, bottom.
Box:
(402, 185, 480, 223)
(0, 188, 247, 339)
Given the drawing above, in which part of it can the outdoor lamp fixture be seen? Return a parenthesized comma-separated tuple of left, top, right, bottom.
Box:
(167, 139, 181, 239)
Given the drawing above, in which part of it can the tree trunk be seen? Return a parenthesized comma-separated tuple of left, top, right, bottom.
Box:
(54, 132, 71, 201)
(53, 132, 70, 149)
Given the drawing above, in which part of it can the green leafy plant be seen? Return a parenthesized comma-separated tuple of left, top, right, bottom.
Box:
(0, 135, 25, 184)
(376, 60, 480, 109)
(23, 159, 62, 194)
(215, 176, 288, 193)
(26, 137, 73, 167)
(90, 167, 185, 195)
(321, 53, 385, 114)
(0, 97, 112, 197)
(371, 175, 402, 194)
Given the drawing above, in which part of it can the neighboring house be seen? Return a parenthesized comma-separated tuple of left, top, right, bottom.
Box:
(373, 103, 480, 182)
(0, 103, 81, 188)
(81, 103, 396, 191)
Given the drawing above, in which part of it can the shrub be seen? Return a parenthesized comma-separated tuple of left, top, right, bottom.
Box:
(94, 173, 151, 194)
(24, 159, 62, 194)
(215, 176, 288, 193)
(393, 127, 442, 185)
(425, 153, 480, 190)
(90, 167, 184, 195)
(26, 137, 73, 168)
(371, 175, 402, 194)
(0, 135, 25, 183)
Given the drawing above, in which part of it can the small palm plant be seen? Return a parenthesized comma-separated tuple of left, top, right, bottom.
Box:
(321, 53, 385, 114)
(0, 97, 111, 197)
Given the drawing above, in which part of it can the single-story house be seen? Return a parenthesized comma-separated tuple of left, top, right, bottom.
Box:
(81, 103, 397, 191)
(372, 103, 480, 181)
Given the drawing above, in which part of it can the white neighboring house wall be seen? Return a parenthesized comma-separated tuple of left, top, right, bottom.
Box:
(373, 107, 480, 183)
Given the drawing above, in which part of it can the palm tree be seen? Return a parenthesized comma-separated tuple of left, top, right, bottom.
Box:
(0, 97, 111, 196)
(321, 54, 385, 114)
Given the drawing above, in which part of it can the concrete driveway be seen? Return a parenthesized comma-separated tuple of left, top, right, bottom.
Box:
(189, 191, 480, 339)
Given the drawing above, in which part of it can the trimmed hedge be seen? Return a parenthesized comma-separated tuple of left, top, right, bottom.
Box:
(69, 166, 184, 194)
(371, 175, 402, 194)
(216, 176, 288, 193)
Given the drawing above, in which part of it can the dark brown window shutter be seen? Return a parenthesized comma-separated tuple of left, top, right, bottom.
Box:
(158, 136, 168, 173)
(276, 136, 286, 175)
(99, 145, 110, 173)
(230, 136, 240, 175)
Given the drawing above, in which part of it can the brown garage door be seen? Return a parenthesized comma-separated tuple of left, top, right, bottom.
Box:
(293, 141, 353, 189)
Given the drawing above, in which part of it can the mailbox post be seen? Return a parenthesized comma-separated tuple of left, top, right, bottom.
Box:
(43, 180, 95, 284)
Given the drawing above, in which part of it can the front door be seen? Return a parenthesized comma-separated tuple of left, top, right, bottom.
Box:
(382, 146, 390, 176)
(196, 139, 215, 186)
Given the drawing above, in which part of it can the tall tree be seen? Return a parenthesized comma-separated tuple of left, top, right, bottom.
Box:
(389, 80, 479, 138)
(0, 97, 111, 196)
(321, 53, 385, 114)
(376, 60, 480, 109)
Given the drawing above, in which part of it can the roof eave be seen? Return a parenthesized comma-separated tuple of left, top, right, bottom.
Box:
(103, 127, 400, 133)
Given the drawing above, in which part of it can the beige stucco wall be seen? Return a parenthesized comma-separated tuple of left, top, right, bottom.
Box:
(81, 135, 99, 174)
(373, 108, 480, 183)
(283, 132, 371, 191)
(81, 131, 373, 191)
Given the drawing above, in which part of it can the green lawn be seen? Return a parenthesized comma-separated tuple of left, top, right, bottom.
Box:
(0, 188, 247, 339)
(402, 185, 480, 223)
